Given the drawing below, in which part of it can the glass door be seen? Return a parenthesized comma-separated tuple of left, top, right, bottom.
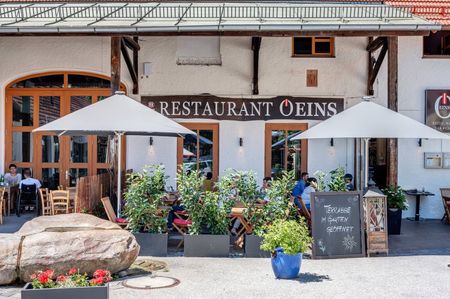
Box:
(177, 123, 219, 180)
(265, 124, 308, 179)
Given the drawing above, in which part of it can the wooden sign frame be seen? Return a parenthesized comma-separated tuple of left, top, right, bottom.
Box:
(311, 191, 366, 259)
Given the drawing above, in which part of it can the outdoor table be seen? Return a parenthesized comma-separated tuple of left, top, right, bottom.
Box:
(405, 189, 435, 221)
(229, 207, 252, 247)
(1, 185, 18, 216)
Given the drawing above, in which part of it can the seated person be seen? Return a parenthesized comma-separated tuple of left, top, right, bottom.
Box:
(257, 176, 272, 204)
(167, 200, 185, 230)
(300, 177, 318, 210)
(293, 172, 308, 208)
(17, 169, 41, 216)
(344, 173, 354, 191)
(4, 163, 21, 186)
(203, 172, 214, 192)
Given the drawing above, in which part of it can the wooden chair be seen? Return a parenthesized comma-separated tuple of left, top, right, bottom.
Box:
(0, 188, 4, 224)
(297, 196, 312, 228)
(101, 197, 128, 228)
(67, 187, 77, 213)
(50, 190, 70, 215)
(172, 218, 192, 248)
(440, 188, 450, 225)
(39, 188, 52, 216)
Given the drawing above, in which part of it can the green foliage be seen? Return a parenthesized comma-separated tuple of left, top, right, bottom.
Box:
(382, 185, 408, 210)
(327, 167, 347, 192)
(248, 170, 297, 236)
(313, 170, 326, 192)
(176, 167, 205, 235)
(216, 169, 259, 207)
(124, 165, 168, 233)
(260, 219, 312, 255)
(202, 191, 229, 235)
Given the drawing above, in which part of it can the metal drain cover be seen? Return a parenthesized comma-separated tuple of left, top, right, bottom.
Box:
(122, 275, 180, 290)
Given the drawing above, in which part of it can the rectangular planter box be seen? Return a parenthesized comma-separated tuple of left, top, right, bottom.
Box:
(134, 233, 168, 256)
(184, 234, 230, 257)
(21, 283, 108, 299)
(244, 234, 271, 258)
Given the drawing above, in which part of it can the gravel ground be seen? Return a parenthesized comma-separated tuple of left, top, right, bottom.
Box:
(3, 255, 448, 299)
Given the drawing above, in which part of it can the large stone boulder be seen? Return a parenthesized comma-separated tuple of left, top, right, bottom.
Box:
(0, 213, 139, 284)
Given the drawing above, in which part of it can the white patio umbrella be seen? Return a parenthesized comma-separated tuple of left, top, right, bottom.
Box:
(292, 99, 450, 187)
(34, 91, 193, 216)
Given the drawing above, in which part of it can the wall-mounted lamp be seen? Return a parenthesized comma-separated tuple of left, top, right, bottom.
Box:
(330, 138, 334, 147)
(143, 62, 152, 77)
(149, 137, 154, 146)
(418, 138, 422, 147)
(239, 137, 243, 147)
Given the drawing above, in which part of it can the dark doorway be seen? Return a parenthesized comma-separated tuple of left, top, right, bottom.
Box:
(369, 138, 388, 189)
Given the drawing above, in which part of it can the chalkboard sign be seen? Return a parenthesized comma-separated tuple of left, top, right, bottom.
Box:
(311, 192, 365, 259)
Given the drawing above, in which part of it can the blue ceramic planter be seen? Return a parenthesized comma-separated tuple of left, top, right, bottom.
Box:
(271, 248, 302, 279)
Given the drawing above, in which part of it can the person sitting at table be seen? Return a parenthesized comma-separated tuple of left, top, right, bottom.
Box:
(17, 169, 41, 216)
(257, 176, 272, 204)
(203, 172, 214, 192)
(292, 172, 308, 209)
(344, 173, 354, 191)
(300, 177, 318, 210)
(4, 163, 21, 186)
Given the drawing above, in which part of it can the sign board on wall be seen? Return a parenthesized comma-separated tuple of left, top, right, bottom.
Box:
(141, 96, 344, 121)
(311, 192, 365, 259)
(425, 90, 450, 132)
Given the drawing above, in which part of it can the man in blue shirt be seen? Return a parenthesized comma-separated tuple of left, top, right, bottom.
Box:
(292, 172, 308, 208)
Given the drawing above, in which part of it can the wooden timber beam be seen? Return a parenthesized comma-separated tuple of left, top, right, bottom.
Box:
(123, 36, 140, 51)
(133, 36, 139, 94)
(387, 36, 398, 187)
(367, 37, 388, 96)
(252, 36, 262, 95)
(366, 36, 387, 52)
(121, 37, 139, 94)
(110, 36, 121, 94)
(0, 30, 432, 37)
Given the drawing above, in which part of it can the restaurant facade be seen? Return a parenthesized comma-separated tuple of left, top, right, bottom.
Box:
(0, 1, 449, 219)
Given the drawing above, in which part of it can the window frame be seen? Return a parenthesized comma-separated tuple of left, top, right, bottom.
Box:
(292, 37, 335, 58)
(423, 31, 450, 58)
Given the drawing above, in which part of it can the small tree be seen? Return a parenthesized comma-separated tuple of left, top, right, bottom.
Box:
(327, 167, 347, 192)
(124, 165, 168, 233)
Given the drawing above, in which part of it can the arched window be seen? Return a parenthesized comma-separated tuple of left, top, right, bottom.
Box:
(5, 72, 126, 188)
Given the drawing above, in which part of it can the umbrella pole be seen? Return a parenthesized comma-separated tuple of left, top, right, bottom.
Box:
(116, 132, 124, 217)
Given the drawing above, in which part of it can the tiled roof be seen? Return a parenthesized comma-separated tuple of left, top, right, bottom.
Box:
(385, 1, 450, 26)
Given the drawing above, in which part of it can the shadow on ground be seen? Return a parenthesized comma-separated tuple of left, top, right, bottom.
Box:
(295, 272, 331, 283)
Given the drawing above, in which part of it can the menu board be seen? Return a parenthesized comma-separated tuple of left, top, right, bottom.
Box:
(311, 192, 365, 259)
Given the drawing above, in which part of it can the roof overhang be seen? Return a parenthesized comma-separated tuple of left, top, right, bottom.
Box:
(0, 2, 441, 36)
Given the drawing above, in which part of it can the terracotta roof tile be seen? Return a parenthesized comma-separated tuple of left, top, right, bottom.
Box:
(385, 1, 450, 26)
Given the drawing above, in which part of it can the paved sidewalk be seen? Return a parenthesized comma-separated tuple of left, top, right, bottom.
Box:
(3, 255, 448, 299)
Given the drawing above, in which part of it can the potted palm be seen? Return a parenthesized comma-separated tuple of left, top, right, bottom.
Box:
(245, 170, 296, 258)
(124, 165, 169, 256)
(260, 219, 312, 279)
(382, 185, 408, 235)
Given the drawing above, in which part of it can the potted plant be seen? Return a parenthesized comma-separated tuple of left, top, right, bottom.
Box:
(260, 219, 312, 279)
(245, 170, 296, 258)
(22, 268, 111, 299)
(124, 165, 169, 256)
(382, 185, 408, 235)
(183, 191, 230, 257)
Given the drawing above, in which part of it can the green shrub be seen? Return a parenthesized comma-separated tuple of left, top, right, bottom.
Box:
(260, 219, 312, 255)
(327, 167, 347, 192)
(202, 191, 229, 235)
(382, 185, 408, 210)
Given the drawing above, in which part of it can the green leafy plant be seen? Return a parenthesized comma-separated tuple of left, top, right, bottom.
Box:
(248, 170, 297, 236)
(176, 168, 204, 235)
(382, 185, 408, 210)
(327, 167, 347, 192)
(124, 165, 168, 233)
(202, 191, 229, 235)
(260, 219, 312, 255)
(313, 170, 326, 192)
(216, 169, 259, 208)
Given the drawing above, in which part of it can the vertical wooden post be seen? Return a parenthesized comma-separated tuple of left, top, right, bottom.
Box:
(387, 36, 398, 187)
(367, 37, 374, 96)
(111, 36, 121, 94)
(252, 36, 262, 95)
(133, 36, 139, 94)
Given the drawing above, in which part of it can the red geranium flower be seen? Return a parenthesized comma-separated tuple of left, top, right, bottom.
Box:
(93, 269, 107, 278)
(56, 275, 66, 282)
(45, 269, 54, 278)
(94, 277, 104, 285)
(30, 274, 36, 280)
(37, 273, 49, 284)
(68, 268, 77, 275)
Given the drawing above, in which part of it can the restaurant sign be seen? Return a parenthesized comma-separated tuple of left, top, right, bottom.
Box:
(426, 90, 450, 132)
(141, 95, 344, 121)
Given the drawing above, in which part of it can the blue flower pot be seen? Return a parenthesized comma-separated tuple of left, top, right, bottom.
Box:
(271, 247, 302, 279)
